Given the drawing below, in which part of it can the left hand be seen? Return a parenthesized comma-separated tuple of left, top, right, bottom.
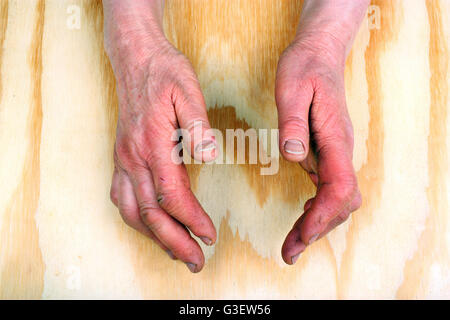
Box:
(275, 34, 362, 265)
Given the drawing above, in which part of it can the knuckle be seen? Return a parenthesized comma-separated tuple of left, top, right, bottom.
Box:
(157, 178, 191, 212)
(314, 116, 342, 144)
(281, 115, 309, 135)
(336, 182, 358, 204)
(115, 141, 132, 160)
(110, 188, 118, 205)
(115, 141, 139, 170)
(341, 118, 355, 145)
(118, 204, 138, 228)
(158, 188, 206, 231)
(157, 189, 180, 213)
(120, 212, 135, 229)
(139, 203, 164, 232)
(351, 191, 363, 211)
(338, 210, 351, 223)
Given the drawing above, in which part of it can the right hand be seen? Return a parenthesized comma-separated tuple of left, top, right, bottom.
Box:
(106, 33, 218, 273)
(276, 35, 362, 265)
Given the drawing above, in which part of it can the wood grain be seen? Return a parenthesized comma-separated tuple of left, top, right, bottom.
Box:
(0, 0, 448, 299)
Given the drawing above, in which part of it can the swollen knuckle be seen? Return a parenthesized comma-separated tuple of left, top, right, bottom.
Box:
(115, 141, 131, 160)
(338, 210, 351, 223)
(110, 189, 118, 205)
(338, 182, 358, 204)
(143, 214, 164, 233)
(120, 213, 134, 228)
(351, 191, 363, 211)
(118, 205, 138, 227)
(341, 119, 355, 145)
(139, 204, 163, 230)
(157, 190, 179, 212)
(157, 178, 190, 210)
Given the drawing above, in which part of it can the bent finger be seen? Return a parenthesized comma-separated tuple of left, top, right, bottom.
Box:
(117, 170, 173, 257)
(128, 167, 206, 272)
(146, 141, 217, 246)
(315, 192, 362, 240)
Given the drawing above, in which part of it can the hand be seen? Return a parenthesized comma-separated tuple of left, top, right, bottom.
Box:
(105, 15, 217, 273)
(276, 35, 362, 265)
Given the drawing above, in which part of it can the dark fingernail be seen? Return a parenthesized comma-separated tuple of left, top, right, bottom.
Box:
(291, 253, 301, 265)
(166, 250, 176, 260)
(309, 233, 320, 245)
(200, 236, 213, 246)
(284, 139, 305, 155)
(186, 263, 197, 273)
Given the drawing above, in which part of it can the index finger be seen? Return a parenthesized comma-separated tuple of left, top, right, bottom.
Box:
(145, 124, 217, 246)
(282, 127, 361, 264)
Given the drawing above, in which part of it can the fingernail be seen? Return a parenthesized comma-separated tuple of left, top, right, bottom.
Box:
(284, 139, 305, 155)
(166, 250, 176, 260)
(200, 236, 213, 246)
(186, 263, 197, 273)
(309, 233, 320, 245)
(195, 140, 216, 153)
(291, 253, 301, 265)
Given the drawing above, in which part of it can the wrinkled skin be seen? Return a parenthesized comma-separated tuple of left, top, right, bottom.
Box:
(276, 36, 362, 264)
(104, 0, 367, 272)
(108, 38, 218, 273)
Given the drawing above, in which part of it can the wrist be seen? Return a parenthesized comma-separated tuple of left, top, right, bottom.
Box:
(295, 0, 370, 56)
(291, 32, 347, 70)
(103, 0, 167, 71)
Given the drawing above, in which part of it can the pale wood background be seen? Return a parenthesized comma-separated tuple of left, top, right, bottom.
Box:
(0, 0, 449, 299)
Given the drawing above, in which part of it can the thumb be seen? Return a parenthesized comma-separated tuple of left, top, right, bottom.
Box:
(172, 80, 218, 163)
(275, 79, 314, 162)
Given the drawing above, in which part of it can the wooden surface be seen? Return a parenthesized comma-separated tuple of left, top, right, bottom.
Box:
(0, 0, 449, 299)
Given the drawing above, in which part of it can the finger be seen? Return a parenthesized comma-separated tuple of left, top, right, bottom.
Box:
(298, 137, 360, 245)
(283, 116, 360, 264)
(116, 170, 174, 258)
(275, 79, 314, 162)
(280, 196, 315, 264)
(281, 212, 307, 265)
(303, 198, 314, 211)
(128, 167, 206, 272)
(316, 192, 362, 240)
(146, 137, 217, 246)
(172, 79, 217, 163)
(110, 168, 119, 207)
(282, 195, 357, 266)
